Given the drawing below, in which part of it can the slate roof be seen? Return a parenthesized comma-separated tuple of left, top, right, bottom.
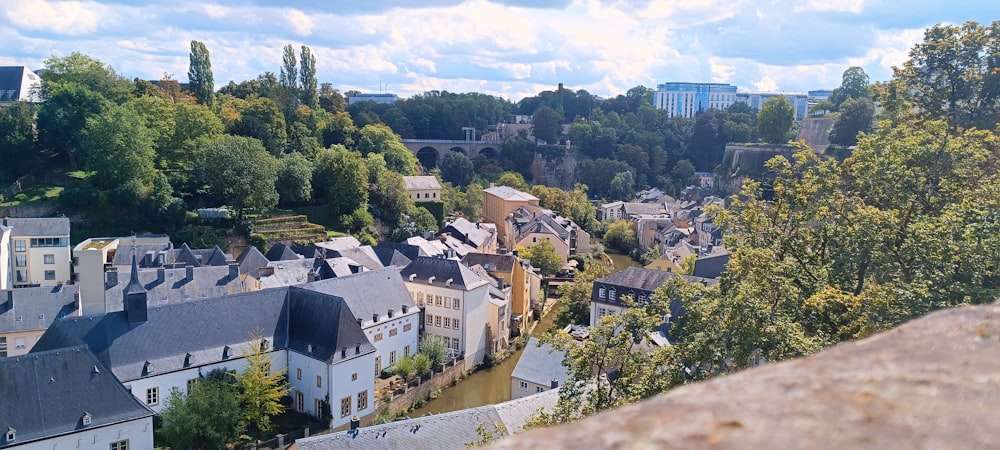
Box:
(0, 66, 41, 103)
(372, 244, 414, 268)
(400, 257, 489, 291)
(4, 217, 70, 237)
(110, 242, 231, 268)
(0, 286, 80, 334)
(237, 246, 270, 279)
(286, 287, 375, 363)
(461, 253, 517, 274)
(294, 389, 558, 450)
(596, 266, 717, 292)
(623, 202, 666, 216)
(299, 268, 417, 327)
(484, 185, 538, 202)
(104, 264, 243, 312)
(405, 237, 448, 257)
(403, 175, 442, 191)
(440, 217, 494, 248)
(511, 337, 570, 388)
(259, 258, 316, 289)
(0, 346, 152, 448)
(266, 243, 302, 261)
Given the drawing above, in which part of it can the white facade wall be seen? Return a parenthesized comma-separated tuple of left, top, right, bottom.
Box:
(0, 226, 10, 290)
(362, 310, 420, 377)
(73, 238, 120, 315)
(123, 351, 288, 413)
(590, 302, 625, 328)
(406, 282, 490, 371)
(11, 417, 153, 450)
(288, 350, 331, 419)
(511, 377, 554, 401)
(327, 351, 376, 429)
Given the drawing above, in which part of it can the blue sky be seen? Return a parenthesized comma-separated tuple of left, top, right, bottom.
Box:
(1, 0, 998, 102)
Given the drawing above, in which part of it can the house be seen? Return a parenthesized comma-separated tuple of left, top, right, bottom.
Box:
(0, 285, 81, 357)
(2, 217, 71, 289)
(597, 201, 625, 221)
(0, 66, 42, 105)
(590, 267, 716, 327)
(403, 176, 442, 203)
(32, 267, 385, 429)
(469, 264, 513, 353)
(400, 257, 492, 370)
(461, 252, 541, 334)
(507, 207, 590, 262)
(0, 346, 154, 449)
(301, 268, 420, 377)
(292, 388, 559, 449)
(511, 337, 570, 400)
(483, 185, 540, 248)
(438, 217, 498, 254)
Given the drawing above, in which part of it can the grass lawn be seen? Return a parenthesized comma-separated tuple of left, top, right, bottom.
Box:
(0, 185, 63, 206)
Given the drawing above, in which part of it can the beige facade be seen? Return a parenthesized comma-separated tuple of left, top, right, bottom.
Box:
(72, 235, 171, 315)
(4, 218, 71, 288)
(482, 186, 539, 247)
(403, 176, 443, 203)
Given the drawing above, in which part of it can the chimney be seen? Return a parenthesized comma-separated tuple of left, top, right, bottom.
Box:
(341, 347, 347, 358)
(372, 313, 379, 323)
(157, 267, 165, 283)
(185, 265, 194, 281)
(307, 344, 313, 353)
(351, 416, 361, 430)
(229, 262, 239, 279)
(388, 309, 394, 318)
(356, 317, 363, 326)
(106, 267, 118, 287)
(401, 305, 409, 314)
(73, 290, 81, 310)
(476, 222, 481, 229)
(551, 378, 559, 389)
(355, 343, 361, 354)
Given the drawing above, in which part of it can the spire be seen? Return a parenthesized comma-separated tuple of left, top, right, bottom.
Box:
(123, 253, 145, 295)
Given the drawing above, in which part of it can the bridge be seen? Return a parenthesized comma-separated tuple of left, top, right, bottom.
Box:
(402, 139, 504, 168)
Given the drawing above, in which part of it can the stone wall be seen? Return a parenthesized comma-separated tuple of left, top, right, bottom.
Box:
(721, 143, 799, 178)
(492, 304, 1000, 449)
(376, 360, 467, 424)
(529, 149, 578, 191)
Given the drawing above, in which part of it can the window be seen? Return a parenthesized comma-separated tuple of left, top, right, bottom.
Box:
(352, 372, 358, 381)
(374, 333, 383, 342)
(404, 345, 410, 357)
(30, 237, 68, 247)
(453, 319, 460, 330)
(599, 287, 606, 298)
(187, 378, 199, 392)
(82, 412, 92, 426)
(434, 316, 441, 327)
(296, 392, 304, 412)
(14, 240, 25, 252)
(44, 254, 55, 264)
(519, 381, 528, 391)
(341, 396, 351, 417)
(375, 356, 382, 376)
(14, 270, 27, 283)
(599, 308, 606, 318)
(536, 386, 545, 393)
(316, 375, 322, 388)
(403, 323, 412, 332)
(315, 399, 323, 419)
(44, 270, 56, 281)
(297, 368, 302, 380)
(452, 338, 460, 350)
(638, 294, 646, 304)
(444, 317, 451, 328)
(146, 387, 159, 406)
(389, 327, 398, 337)
(14, 338, 25, 349)
(443, 337, 451, 348)
(390, 350, 396, 365)
(14, 255, 26, 267)
(417, 292, 424, 306)
(435, 295, 443, 307)
(0, 337, 6, 357)
(110, 440, 128, 450)
(453, 298, 460, 309)
(425, 314, 433, 327)
(357, 390, 368, 411)
(608, 288, 616, 300)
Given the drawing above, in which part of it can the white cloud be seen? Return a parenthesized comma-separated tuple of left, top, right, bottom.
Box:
(709, 59, 735, 83)
(2, 0, 104, 35)
(753, 75, 778, 91)
(284, 9, 315, 37)
(794, 0, 866, 14)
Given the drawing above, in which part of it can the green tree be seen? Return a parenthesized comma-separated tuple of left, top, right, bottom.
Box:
(313, 145, 369, 219)
(276, 152, 313, 205)
(828, 97, 875, 147)
(80, 103, 158, 191)
(391, 356, 415, 381)
(0, 102, 38, 182)
(188, 40, 215, 106)
(40, 52, 132, 103)
(356, 124, 417, 174)
(35, 82, 108, 169)
(227, 96, 288, 155)
(465, 421, 509, 447)
(440, 151, 475, 187)
(198, 135, 280, 217)
(757, 96, 794, 144)
(158, 370, 244, 449)
(299, 45, 319, 109)
(609, 171, 635, 202)
(670, 159, 695, 187)
(519, 239, 562, 276)
(279, 44, 298, 93)
(496, 171, 529, 191)
(371, 170, 414, 222)
(555, 260, 610, 327)
(412, 353, 432, 377)
(829, 66, 871, 110)
(603, 220, 636, 253)
(532, 105, 562, 144)
(235, 330, 289, 437)
(419, 335, 448, 371)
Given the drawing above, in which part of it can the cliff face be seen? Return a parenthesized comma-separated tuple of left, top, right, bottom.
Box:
(529, 149, 579, 191)
(492, 304, 1000, 450)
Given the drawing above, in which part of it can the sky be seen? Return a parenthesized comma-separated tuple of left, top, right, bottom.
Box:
(1, 0, 999, 102)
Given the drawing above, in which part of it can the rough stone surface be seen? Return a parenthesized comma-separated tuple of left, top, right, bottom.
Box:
(491, 304, 1000, 450)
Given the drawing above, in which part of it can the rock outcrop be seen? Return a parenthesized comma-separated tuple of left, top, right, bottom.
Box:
(491, 304, 1000, 449)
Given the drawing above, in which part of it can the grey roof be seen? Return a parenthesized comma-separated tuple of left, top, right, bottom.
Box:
(0, 66, 41, 103)
(266, 243, 302, 261)
(403, 175, 442, 191)
(4, 217, 69, 237)
(622, 202, 666, 216)
(461, 253, 518, 274)
(484, 185, 538, 202)
(333, 246, 384, 271)
(595, 266, 716, 292)
(372, 245, 414, 268)
(104, 264, 243, 311)
(0, 346, 152, 448)
(109, 242, 231, 268)
(286, 287, 375, 363)
(237, 246, 270, 279)
(295, 389, 559, 449)
(373, 242, 423, 263)
(440, 217, 493, 248)
(301, 268, 417, 324)
(511, 338, 570, 388)
(0, 286, 79, 334)
(400, 257, 489, 291)
(259, 258, 316, 289)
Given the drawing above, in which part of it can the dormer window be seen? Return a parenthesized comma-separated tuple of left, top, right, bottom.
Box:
(143, 361, 153, 375)
(223, 346, 231, 359)
(260, 339, 269, 352)
(609, 288, 616, 300)
(598, 287, 606, 298)
(82, 412, 92, 426)
(6, 427, 14, 442)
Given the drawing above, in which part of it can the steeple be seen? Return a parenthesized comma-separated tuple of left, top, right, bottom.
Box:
(123, 253, 148, 323)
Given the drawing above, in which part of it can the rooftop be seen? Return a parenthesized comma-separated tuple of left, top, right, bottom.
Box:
(403, 175, 443, 191)
(3, 217, 70, 237)
(511, 337, 570, 387)
(485, 186, 538, 202)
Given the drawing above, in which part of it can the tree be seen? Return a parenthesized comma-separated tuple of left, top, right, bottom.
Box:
(371, 170, 414, 222)
(412, 353, 432, 378)
(35, 82, 108, 169)
(276, 152, 313, 205)
(670, 159, 695, 187)
(442, 181, 483, 221)
(299, 45, 319, 109)
(319, 83, 346, 113)
(496, 171, 529, 191)
(555, 260, 611, 327)
(532, 105, 562, 144)
(603, 220, 636, 253)
(188, 40, 215, 106)
(356, 124, 417, 175)
(828, 97, 875, 146)
(0, 102, 38, 182)
(158, 370, 244, 449)
(313, 146, 369, 220)
(757, 96, 794, 144)
(419, 335, 448, 371)
(80, 103, 158, 191)
(40, 52, 132, 103)
(227, 96, 288, 156)
(198, 135, 280, 217)
(609, 171, 635, 202)
(280, 44, 298, 92)
(391, 356, 416, 380)
(440, 151, 474, 187)
(519, 239, 562, 276)
(235, 330, 289, 437)
(829, 66, 871, 109)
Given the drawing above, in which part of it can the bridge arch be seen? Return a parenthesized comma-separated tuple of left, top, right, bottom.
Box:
(416, 146, 439, 168)
(477, 146, 499, 159)
(449, 146, 468, 158)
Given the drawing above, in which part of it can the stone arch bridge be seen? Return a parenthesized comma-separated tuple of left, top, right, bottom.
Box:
(402, 139, 504, 168)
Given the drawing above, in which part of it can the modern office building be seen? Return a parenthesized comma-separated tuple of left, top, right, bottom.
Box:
(653, 82, 739, 118)
(736, 91, 810, 121)
(347, 93, 399, 105)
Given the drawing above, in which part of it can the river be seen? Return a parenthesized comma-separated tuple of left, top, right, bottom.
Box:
(408, 302, 560, 416)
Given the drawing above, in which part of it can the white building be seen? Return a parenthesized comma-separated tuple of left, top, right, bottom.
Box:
(403, 176, 443, 203)
(2, 217, 71, 289)
(510, 337, 570, 400)
(400, 257, 492, 370)
(0, 66, 42, 105)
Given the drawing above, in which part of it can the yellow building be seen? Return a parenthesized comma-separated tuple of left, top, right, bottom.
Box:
(482, 185, 539, 248)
